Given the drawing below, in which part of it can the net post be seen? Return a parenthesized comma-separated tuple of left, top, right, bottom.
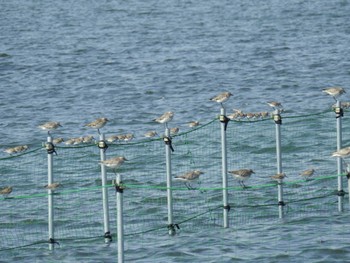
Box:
(220, 107, 229, 228)
(273, 109, 284, 219)
(115, 174, 125, 263)
(335, 100, 344, 212)
(99, 133, 111, 243)
(46, 134, 55, 250)
(164, 127, 175, 235)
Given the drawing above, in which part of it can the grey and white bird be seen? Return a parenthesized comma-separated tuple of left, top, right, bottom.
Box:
(38, 121, 62, 134)
(52, 138, 64, 145)
(84, 117, 109, 134)
(170, 127, 180, 135)
(144, 131, 158, 138)
(82, 135, 95, 143)
(332, 146, 350, 158)
(228, 169, 255, 188)
(323, 87, 346, 101)
(267, 101, 283, 110)
(100, 156, 127, 174)
(332, 146, 350, 166)
(0, 186, 12, 198)
(270, 173, 287, 181)
(210, 92, 233, 107)
(45, 182, 61, 190)
(299, 169, 315, 180)
(174, 170, 204, 190)
(154, 112, 174, 128)
(188, 121, 200, 127)
(4, 145, 28, 155)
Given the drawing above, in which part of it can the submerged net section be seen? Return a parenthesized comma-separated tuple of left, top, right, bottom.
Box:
(1, 110, 349, 256)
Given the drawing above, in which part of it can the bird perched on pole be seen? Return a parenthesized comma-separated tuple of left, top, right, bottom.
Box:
(84, 117, 109, 134)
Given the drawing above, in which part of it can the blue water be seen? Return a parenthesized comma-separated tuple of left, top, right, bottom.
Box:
(1, 0, 350, 262)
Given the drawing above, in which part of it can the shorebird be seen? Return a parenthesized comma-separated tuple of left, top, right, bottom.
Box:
(4, 145, 28, 155)
(100, 156, 127, 174)
(123, 133, 134, 142)
(299, 169, 315, 180)
(174, 170, 204, 190)
(267, 101, 283, 110)
(270, 173, 287, 181)
(332, 146, 350, 158)
(65, 138, 78, 145)
(144, 131, 158, 138)
(228, 169, 255, 188)
(0, 186, 12, 198)
(45, 182, 61, 190)
(154, 112, 174, 128)
(170, 127, 180, 135)
(323, 87, 346, 101)
(38, 121, 62, 134)
(106, 135, 119, 143)
(84, 117, 109, 134)
(188, 121, 200, 127)
(332, 146, 350, 165)
(82, 135, 95, 143)
(52, 138, 64, 145)
(210, 92, 233, 107)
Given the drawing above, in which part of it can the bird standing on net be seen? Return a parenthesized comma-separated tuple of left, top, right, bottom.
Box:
(270, 173, 287, 181)
(228, 169, 255, 188)
(4, 145, 28, 155)
(174, 170, 204, 190)
(0, 186, 12, 198)
(299, 169, 315, 180)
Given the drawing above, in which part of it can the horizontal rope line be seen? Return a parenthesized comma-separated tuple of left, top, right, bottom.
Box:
(1, 174, 347, 201)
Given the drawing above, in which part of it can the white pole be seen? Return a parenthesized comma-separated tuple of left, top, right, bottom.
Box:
(116, 174, 124, 263)
(336, 100, 344, 212)
(274, 110, 284, 219)
(47, 134, 55, 250)
(220, 107, 229, 228)
(164, 127, 175, 235)
(99, 133, 111, 243)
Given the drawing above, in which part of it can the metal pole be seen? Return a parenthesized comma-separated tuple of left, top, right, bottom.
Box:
(116, 174, 124, 263)
(165, 127, 175, 235)
(99, 133, 111, 243)
(274, 110, 284, 218)
(220, 107, 229, 228)
(47, 134, 54, 250)
(336, 100, 344, 212)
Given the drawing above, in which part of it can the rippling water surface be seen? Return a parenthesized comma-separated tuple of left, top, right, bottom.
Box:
(1, 0, 350, 262)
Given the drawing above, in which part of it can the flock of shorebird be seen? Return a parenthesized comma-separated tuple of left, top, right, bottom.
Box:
(1, 87, 348, 197)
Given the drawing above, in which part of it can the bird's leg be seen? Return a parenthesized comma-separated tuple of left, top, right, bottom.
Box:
(98, 129, 101, 135)
(185, 183, 196, 190)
